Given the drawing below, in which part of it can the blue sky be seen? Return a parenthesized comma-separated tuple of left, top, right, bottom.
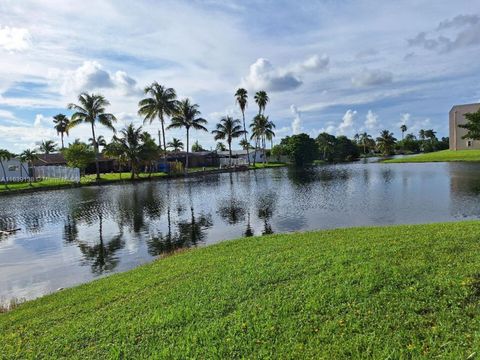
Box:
(0, 0, 479, 152)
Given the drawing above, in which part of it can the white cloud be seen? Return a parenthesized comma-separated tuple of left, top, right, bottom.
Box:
(241, 58, 302, 92)
(0, 26, 31, 51)
(338, 109, 357, 135)
(351, 69, 393, 87)
(290, 104, 302, 134)
(364, 110, 379, 130)
(437, 14, 479, 30)
(57, 61, 138, 96)
(33, 114, 52, 128)
(291, 54, 329, 73)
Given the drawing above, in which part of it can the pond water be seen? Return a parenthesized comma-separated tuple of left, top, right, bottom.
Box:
(1, 162, 480, 304)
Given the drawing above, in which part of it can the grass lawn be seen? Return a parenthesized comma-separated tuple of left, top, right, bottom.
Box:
(250, 162, 287, 169)
(80, 172, 168, 184)
(384, 149, 480, 163)
(0, 178, 73, 193)
(2, 221, 480, 358)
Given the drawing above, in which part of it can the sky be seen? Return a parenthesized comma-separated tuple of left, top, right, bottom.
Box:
(0, 0, 479, 153)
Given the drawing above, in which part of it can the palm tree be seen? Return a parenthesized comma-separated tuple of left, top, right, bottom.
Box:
(212, 116, 246, 165)
(359, 132, 373, 154)
(53, 114, 70, 149)
(89, 135, 107, 151)
(419, 129, 426, 140)
(115, 124, 143, 180)
(250, 114, 275, 165)
(39, 140, 57, 154)
(400, 124, 407, 140)
(138, 82, 177, 157)
(235, 88, 250, 165)
(0, 149, 13, 189)
(254, 90, 269, 115)
(216, 142, 226, 151)
(239, 139, 250, 150)
(104, 140, 127, 178)
(167, 138, 184, 153)
(19, 149, 38, 184)
(167, 99, 208, 172)
(68, 93, 117, 180)
(376, 130, 397, 156)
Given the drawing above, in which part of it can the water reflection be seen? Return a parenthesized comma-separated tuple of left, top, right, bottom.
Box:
(3, 163, 480, 304)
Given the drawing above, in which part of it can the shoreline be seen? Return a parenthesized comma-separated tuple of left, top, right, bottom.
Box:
(0, 163, 287, 197)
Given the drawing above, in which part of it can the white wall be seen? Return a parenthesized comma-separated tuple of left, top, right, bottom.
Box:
(0, 158, 30, 181)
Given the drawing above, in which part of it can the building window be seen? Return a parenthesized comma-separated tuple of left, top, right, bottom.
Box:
(467, 140, 473, 147)
(8, 165, 19, 172)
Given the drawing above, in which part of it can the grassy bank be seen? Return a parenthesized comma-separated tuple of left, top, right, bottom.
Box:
(385, 149, 480, 163)
(2, 221, 480, 358)
(250, 162, 286, 169)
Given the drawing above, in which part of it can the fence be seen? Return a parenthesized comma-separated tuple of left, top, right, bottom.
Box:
(219, 158, 248, 167)
(34, 166, 81, 183)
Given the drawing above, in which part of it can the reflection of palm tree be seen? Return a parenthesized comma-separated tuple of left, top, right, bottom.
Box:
(217, 173, 246, 225)
(177, 207, 212, 247)
(77, 212, 125, 274)
(63, 215, 78, 243)
(244, 210, 254, 237)
(257, 192, 276, 235)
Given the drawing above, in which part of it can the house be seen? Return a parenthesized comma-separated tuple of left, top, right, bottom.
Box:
(217, 150, 265, 164)
(449, 103, 480, 150)
(33, 153, 116, 174)
(0, 158, 30, 181)
(165, 151, 219, 168)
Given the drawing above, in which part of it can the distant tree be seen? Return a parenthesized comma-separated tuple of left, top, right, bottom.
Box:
(400, 124, 407, 140)
(19, 149, 39, 184)
(191, 141, 205, 152)
(53, 114, 70, 149)
(418, 129, 426, 140)
(280, 133, 318, 166)
(68, 93, 117, 180)
(333, 136, 360, 162)
(316, 132, 336, 161)
(114, 124, 144, 179)
(212, 116, 246, 165)
(250, 114, 275, 165)
(167, 99, 208, 172)
(216, 142, 226, 151)
(235, 88, 250, 165)
(104, 140, 127, 178)
(39, 140, 58, 154)
(459, 109, 480, 141)
(167, 138, 184, 153)
(138, 82, 177, 157)
(239, 138, 251, 150)
(62, 142, 95, 176)
(397, 133, 420, 153)
(270, 144, 287, 162)
(358, 132, 373, 154)
(0, 149, 13, 189)
(140, 132, 160, 176)
(89, 135, 107, 150)
(376, 130, 397, 156)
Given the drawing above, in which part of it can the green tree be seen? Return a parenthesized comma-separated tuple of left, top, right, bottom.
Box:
(400, 124, 407, 140)
(62, 142, 95, 176)
(167, 138, 184, 153)
(191, 141, 205, 152)
(19, 149, 38, 184)
(89, 135, 107, 150)
(250, 114, 275, 165)
(167, 99, 208, 172)
(359, 132, 373, 155)
(68, 93, 117, 180)
(212, 116, 246, 165)
(239, 139, 251, 150)
(281, 134, 318, 166)
(140, 132, 160, 176)
(114, 124, 144, 180)
(235, 88, 250, 165)
(104, 140, 127, 178)
(0, 149, 13, 189)
(216, 142, 226, 151)
(254, 90, 269, 115)
(138, 82, 177, 157)
(333, 136, 359, 162)
(53, 114, 70, 149)
(39, 140, 58, 154)
(316, 132, 336, 161)
(376, 130, 397, 156)
(459, 109, 480, 141)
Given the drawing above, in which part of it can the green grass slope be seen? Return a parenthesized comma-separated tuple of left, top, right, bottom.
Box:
(385, 149, 480, 163)
(2, 221, 480, 358)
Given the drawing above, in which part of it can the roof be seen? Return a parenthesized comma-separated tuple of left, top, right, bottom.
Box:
(166, 151, 217, 158)
(33, 153, 67, 166)
(450, 103, 480, 112)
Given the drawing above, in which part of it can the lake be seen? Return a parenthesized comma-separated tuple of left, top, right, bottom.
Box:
(1, 161, 480, 304)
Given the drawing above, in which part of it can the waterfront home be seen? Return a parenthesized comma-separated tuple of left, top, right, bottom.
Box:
(449, 103, 480, 150)
(165, 151, 219, 168)
(0, 157, 29, 181)
(217, 150, 265, 164)
(33, 153, 116, 174)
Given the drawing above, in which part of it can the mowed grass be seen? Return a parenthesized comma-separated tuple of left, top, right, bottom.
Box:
(250, 162, 287, 169)
(385, 149, 480, 163)
(2, 221, 480, 358)
(80, 172, 168, 184)
(0, 178, 73, 193)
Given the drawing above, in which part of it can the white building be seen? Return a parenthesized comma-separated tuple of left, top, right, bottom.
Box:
(0, 158, 30, 182)
(217, 149, 265, 164)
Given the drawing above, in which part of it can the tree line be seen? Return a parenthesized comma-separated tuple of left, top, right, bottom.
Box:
(0, 84, 276, 182)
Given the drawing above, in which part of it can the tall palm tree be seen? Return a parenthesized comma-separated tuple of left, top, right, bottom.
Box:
(19, 149, 38, 184)
(250, 114, 274, 165)
(376, 130, 397, 156)
(167, 99, 208, 172)
(167, 138, 184, 153)
(254, 90, 269, 115)
(53, 114, 70, 149)
(400, 124, 407, 140)
(89, 135, 107, 150)
(235, 88, 250, 165)
(239, 139, 250, 150)
(0, 149, 13, 189)
(138, 82, 177, 157)
(418, 129, 426, 140)
(115, 124, 143, 180)
(39, 140, 57, 154)
(359, 132, 373, 154)
(212, 116, 246, 165)
(68, 93, 117, 180)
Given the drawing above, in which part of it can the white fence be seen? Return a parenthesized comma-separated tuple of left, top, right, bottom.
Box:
(35, 166, 81, 183)
(219, 158, 248, 167)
